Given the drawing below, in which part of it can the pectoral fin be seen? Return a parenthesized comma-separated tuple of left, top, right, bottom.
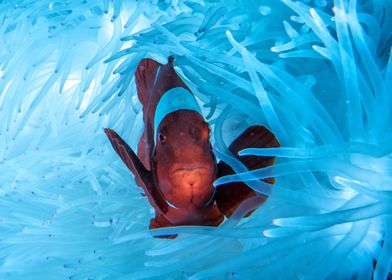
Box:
(215, 125, 279, 218)
(104, 128, 168, 214)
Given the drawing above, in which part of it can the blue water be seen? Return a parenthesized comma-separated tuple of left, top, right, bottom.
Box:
(0, 0, 391, 279)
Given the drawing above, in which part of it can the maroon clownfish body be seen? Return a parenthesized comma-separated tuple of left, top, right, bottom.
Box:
(105, 57, 279, 237)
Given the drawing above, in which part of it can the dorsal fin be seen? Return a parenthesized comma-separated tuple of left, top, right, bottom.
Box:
(135, 58, 161, 107)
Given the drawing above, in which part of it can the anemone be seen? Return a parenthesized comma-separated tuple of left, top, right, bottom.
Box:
(0, 0, 391, 279)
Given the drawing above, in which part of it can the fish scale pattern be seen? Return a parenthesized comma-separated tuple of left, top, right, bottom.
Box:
(0, 0, 391, 279)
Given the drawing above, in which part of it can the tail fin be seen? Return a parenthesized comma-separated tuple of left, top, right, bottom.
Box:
(135, 58, 161, 106)
(215, 126, 280, 218)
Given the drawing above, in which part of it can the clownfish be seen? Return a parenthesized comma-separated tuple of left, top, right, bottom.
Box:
(105, 57, 279, 237)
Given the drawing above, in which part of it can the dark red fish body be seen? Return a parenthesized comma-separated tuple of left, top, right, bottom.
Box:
(105, 57, 279, 237)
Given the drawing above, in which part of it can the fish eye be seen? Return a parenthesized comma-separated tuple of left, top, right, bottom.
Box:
(190, 126, 199, 136)
(159, 132, 166, 144)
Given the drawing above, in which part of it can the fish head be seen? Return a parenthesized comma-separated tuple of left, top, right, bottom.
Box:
(152, 110, 217, 209)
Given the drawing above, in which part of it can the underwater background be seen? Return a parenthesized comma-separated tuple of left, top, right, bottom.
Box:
(0, 0, 391, 279)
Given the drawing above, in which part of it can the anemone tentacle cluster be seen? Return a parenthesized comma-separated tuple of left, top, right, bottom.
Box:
(0, 0, 391, 279)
